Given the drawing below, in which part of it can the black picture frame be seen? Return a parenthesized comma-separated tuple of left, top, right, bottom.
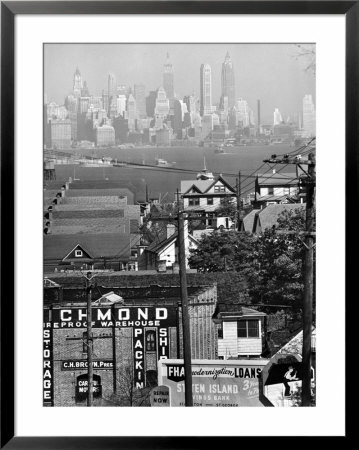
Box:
(1, 1, 353, 448)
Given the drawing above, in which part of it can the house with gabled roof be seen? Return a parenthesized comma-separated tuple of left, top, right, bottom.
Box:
(43, 233, 138, 272)
(180, 164, 237, 230)
(241, 203, 306, 234)
(254, 170, 300, 207)
(138, 224, 199, 271)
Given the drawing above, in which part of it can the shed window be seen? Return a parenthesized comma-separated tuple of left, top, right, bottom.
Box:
(237, 320, 259, 338)
(146, 330, 156, 352)
(75, 249, 83, 258)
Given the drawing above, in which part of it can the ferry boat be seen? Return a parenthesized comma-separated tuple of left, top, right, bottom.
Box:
(155, 158, 172, 167)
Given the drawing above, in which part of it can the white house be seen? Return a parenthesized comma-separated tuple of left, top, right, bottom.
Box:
(255, 171, 299, 206)
(213, 306, 267, 359)
(139, 223, 199, 271)
(180, 165, 237, 230)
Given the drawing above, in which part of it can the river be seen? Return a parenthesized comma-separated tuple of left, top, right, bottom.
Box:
(53, 144, 296, 202)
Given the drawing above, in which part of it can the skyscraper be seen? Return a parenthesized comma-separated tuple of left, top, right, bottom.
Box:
(73, 67, 83, 98)
(257, 100, 261, 131)
(134, 84, 146, 118)
(155, 87, 170, 117)
(200, 64, 212, 116)
(127, 94, 137, 131)
(302, 94, 316, 137)
(163, 53, 174, 109)
(108, 72, 116, 99)
(173, 99, 187, 133)
(273, 108, 283, 126)
(221, 52, 235, 109)
(108, 72, 117, 118)
(236, 99, 250, 127)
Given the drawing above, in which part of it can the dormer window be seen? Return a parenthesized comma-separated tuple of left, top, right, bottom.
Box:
(214, 185, 225, 193)
(75, 249, 83, 258)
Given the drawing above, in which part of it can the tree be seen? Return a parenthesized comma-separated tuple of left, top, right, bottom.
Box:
(189, 207, 315, 309)
(188, 230, 255, 273)
(215, 197, 237, 223)
(107, 364, 152, 407)
(244, 227, 304, 306)
(245, 207, 313, 307)
(139, 203, 177, 244)
(293, 44, 316, 75)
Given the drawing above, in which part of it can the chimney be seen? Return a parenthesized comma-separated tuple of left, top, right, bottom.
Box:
(167, 223, 176, 239)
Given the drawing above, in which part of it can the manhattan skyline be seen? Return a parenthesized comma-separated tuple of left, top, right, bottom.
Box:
(44, 43, 315, 123)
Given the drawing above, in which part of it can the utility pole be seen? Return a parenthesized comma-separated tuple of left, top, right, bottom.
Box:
(263, 148, 316, 406)
(85, 273, 93, 407)
(176, 190, 193, 406)
(302, 152, 315, 406)
(236, 170, 242, 231)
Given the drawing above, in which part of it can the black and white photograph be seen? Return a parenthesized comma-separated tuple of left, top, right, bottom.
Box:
(43, 42, 316, 408)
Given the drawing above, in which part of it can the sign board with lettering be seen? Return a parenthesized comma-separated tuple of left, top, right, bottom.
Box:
(43, 323, 53, 406)
(43, 305, 178, 403)
(158, 359, 269, 407)
(47, 306, 177, 329)
(75, 374, 102, 402)
(61, 360, 114, 371)
(150, 385, 170, 407)
(259, 353, 315, 407)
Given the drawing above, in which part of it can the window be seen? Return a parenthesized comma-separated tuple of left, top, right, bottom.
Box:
(237, 320, 259, 338)
(146, 370, 158, 388)
(146, 330, 156, 352)
(218, 324, 223, 339)
(207, 197, 214, 205)
(267, 187, 274, 195)
(214, 185, 226, 193)
(188, 198, 200, 206)
(75, 249, 83, 258)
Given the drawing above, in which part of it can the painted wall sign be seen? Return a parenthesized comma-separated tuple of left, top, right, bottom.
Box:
(43, 322, 53, 406)
(133, 327, 145, 389)
(47, 306, 177, 329)
(158, 359, 269, 407)
(43, 305, 178, 400)
(75, 374, 102, 402)
(150, 385, 170, 407)
(61, 360, 114, 370)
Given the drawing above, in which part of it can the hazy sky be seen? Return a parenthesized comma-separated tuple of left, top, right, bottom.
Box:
(44, 43, 315, 123)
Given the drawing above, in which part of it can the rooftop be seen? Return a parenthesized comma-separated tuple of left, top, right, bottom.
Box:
(43, 233, 133, 260)
(257, 203, 306, 231)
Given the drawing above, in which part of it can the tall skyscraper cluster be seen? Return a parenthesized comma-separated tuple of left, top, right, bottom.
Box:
(44, 52, 315, 149)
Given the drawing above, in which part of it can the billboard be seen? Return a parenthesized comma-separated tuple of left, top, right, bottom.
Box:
(158, 359, 269, 407)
